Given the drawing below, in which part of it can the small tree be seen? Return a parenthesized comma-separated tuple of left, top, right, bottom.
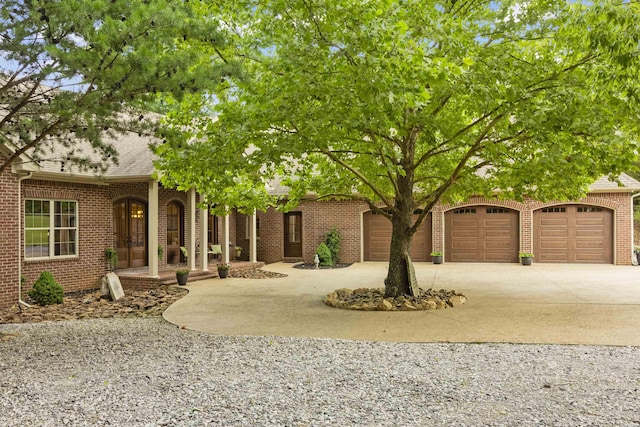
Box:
(316, 243, 333, 267)
(324, 228, 341, 266)
(28, 271, 63, 305)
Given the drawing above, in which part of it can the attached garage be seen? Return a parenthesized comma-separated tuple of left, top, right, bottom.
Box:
(363, 211, 432, 261)
(533, 205, 613, 263)
(445, 206, 519, 263)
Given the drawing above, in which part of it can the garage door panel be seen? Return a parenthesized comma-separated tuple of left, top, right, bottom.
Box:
(452, 240, 478, 250)
(363, 212, 432, 261)
(445, 206, 519, 263)
(534, 206, 612, 264)
(540, 218, 568, 227)
(540, 240, 568, 250)
(540, 229, 569, 238)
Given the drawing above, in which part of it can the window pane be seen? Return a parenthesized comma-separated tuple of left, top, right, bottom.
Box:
(25, 230, 49, 258)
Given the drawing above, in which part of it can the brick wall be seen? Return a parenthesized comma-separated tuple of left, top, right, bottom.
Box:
(251, 193, 635, 266)
(0, 155, 19, 308)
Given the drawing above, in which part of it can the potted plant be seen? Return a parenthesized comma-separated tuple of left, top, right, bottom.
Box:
(105, 247, 118, 271)
(519, 252, 534, 266)
(235, 246, 243, 259)
(158, 245, 164, 259)
(217, 263, 230, 279)
(430, 251, 443, 264)
(175, 268, 189, 286)
(635, 246, 640, 265)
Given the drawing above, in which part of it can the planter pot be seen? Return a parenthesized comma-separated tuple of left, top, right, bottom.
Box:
(521, 257, 533, 266)
(176, 272, 189, 286)
(432, 255, 443, 265)
(218, 268, 229, 279)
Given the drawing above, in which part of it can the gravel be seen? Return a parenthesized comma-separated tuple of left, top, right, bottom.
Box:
(1, 318, 638, 426)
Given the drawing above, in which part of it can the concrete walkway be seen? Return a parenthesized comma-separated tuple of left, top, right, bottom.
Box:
(163, 262, 640, 346)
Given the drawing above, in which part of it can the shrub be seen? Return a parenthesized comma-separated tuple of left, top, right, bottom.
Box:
(316, 242, 333, 266)
(28, 271, 63, 306)
(324, 227, 341, 265)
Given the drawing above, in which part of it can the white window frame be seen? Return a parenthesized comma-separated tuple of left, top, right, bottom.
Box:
(24, 199, 78, 260)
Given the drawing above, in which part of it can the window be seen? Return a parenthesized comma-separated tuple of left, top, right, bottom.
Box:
(245, 216, 261, 239)
(453, 208, 476, 214)
(486, 208, 508, 214)
(25, 199, 77, 258)
(542, 207, 566, 213)
(577, 206, 603, 213)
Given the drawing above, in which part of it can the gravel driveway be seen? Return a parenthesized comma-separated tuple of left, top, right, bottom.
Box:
(1, 318, 638, 426)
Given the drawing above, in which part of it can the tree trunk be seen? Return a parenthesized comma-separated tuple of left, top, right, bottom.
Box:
(384, 208, 415, 298)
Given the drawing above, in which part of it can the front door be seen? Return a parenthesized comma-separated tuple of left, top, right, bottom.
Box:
(166, 202, 184, 264)
(284, 212, 302, 258)
(113, 199, 147, 269)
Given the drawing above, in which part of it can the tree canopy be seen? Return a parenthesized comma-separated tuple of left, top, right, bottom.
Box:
(154, 0, 640, 296)
(0, 0, 233, 174)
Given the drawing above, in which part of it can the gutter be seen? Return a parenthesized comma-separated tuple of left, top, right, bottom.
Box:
(632, 191, 640, 266)
(17, 172, 33, 307)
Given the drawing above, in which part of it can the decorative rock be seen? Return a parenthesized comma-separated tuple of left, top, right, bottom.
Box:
(378, 299, 394, 311)
(449, 295, 467, 307)
(324, 287, 466, 311)
(400, 301, 418, 311)
(101, 273, 124, 301)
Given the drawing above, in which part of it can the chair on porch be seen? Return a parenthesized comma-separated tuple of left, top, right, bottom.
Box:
(208, 244, 222, 261)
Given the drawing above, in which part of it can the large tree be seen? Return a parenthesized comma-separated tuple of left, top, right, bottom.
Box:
(0, 0, 233, 174)
(155, 0, 640, 297)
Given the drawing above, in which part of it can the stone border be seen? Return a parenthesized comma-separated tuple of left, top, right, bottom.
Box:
(324, 288, 466, 311)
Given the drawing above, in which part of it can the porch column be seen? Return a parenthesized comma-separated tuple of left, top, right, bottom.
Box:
(249, 210, 257, 263)
(221, 211, 230, 264)
(188, 188, 196, 271)
(148, 179, 159, 277)
(199, 203, 208, 271)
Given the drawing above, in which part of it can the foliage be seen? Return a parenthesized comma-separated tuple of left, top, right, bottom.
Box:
(104, 247, 118, 270)
(0, 0, 234, 175)
(518, 252, 535, 258)
(430, 251, 443, 257)
(180, 246, 188, 261)
(28, 271, 63, 305)
(217, 263, 230, 270)
(158, 245, 164, 258)
(316, 243, 333, 267)
(155, 0, 640, 296)
(323, 227, 341, 265)
(176, 269, 190, 275)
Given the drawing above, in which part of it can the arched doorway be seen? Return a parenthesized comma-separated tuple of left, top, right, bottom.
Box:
(166, 201, 184, 264)
(113, 199, 147, 269)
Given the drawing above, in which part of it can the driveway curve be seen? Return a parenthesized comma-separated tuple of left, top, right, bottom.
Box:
(163, 262, 640, 346)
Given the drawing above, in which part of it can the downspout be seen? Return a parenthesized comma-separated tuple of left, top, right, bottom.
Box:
(18, 172, 33, 307)
(631, 191, 640, 266)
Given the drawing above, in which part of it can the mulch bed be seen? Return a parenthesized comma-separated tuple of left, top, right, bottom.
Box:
(1, 268, 288, 324)
(293, 263, 353, 270)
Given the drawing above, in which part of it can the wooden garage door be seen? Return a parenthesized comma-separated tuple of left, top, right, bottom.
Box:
(533, 205, 613, 263)
(363, 211, 432, 261)
(445, 206, 519, 263)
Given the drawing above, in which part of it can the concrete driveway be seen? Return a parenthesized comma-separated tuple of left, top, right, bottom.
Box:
(163, 262, 640, 346)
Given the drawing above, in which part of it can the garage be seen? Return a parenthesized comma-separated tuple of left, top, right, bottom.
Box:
(362, 211, 432, 261)
(445, 206, 519, 263)
(533, 205, 613, 263)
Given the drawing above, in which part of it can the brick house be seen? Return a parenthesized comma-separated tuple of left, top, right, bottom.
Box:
(247, 174, 640, 266)
(1, 133, 639, 309)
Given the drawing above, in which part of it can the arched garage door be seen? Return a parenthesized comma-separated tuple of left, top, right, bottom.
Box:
(445, 206, 519, 263)
(363, 211, 432, 261)
(533, 205, 613, 263)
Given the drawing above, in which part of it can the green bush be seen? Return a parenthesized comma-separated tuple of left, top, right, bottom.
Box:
(324, 227, 341, 265)
(28, 271, 64, 306)
(316, 242, 333, 266)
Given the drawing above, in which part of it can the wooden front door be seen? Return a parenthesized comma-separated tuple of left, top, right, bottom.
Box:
(284, 212, 302, 258)
(166, 202, 184, 265)
(113, 199, 147, 269)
